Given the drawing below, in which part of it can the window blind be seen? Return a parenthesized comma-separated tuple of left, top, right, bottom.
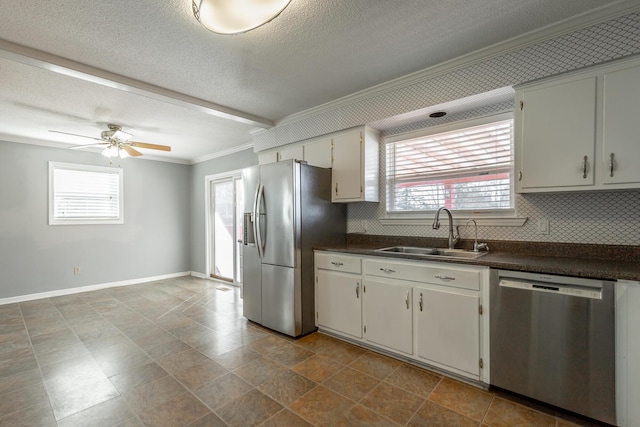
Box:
(386, 118, 513, 212)
(52, 166, 121, 220)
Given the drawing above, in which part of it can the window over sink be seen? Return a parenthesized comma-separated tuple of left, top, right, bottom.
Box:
(385, 113, 513, 216)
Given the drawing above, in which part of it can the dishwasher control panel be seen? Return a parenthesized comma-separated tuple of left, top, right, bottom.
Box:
(499, 279, 602, 299)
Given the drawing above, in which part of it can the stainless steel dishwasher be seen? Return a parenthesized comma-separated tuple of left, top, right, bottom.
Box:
(490, 269, 616, 425)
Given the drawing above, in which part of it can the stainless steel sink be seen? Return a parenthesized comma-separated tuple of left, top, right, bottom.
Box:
(375, 246, 438, 255)
(375, 246, 487, 259)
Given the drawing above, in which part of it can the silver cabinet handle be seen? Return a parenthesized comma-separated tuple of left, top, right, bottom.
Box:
(434, 274, 456, 281)
(355, 283, 360, 299)
(380, 268, 396, 274)
(330, 261, 344, 267)
(419, 292, 423, 312)
(582, 155, 588, 179)
(518, 171, 522, 181)
(610, 153, 615, 177)
(405, 291, 410, 309)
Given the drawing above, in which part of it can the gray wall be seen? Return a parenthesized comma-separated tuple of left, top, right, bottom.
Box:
(0, 140, 191, 299)
(189, 148, 257, 275)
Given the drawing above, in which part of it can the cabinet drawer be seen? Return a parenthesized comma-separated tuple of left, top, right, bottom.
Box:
(316, 252, 361, 274)
(364, 259, 481, 291)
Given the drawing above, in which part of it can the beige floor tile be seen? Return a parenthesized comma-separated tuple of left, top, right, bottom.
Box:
(483, 397, 556, 427)
(289, 385, 356, 424)
(348, 350, 401, 380)
(323, 366, 381, 401)
(408, 400, 480, 426)
(122, 375, 187, 414)
(292, 353, 343, 382)
(262, 409, 313, 427)
(56, 396, 134, 427)
(136, 391, 211, 426)
(194, 372, 253, 410)
(384, 363, 442, 398)
(360, 381, 425, 424)
(234, 357, 288, 386)
(428, 378, 493, 421)
(216, 388, 283, 427)
(258, 369, 317, 405)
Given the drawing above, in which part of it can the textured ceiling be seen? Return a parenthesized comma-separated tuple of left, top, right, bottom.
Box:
(0, 0, 624, 162)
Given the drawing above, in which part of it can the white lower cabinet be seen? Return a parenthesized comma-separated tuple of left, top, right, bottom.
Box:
(414, 286, 480, 377)
(315, 251, 489, 383)
(362, 277, 413, 354)
(315, 252, 362, 339)
(616, 280, 640, 427)
(316, 270, 362, 338)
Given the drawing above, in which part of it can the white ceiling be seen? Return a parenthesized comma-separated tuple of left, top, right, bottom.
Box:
(0, 0, 626, 163)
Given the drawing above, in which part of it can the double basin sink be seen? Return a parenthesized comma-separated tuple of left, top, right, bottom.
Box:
(375, 246, 487, 259)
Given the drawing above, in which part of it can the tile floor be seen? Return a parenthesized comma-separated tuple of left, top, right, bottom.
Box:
(0, 276, 606, 426)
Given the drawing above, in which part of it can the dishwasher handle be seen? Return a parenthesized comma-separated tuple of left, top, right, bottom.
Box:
(499, 279, 602, 299)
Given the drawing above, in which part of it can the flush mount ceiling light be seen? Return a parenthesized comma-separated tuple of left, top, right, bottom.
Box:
(192, 0, 291, 35)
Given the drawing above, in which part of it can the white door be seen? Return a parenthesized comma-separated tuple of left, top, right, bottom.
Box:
(332, 129, 362, 200)
(316, 270, 362, 338)
(602, 63, 640, 185)
(209, 175, 243, 283)
(517, 77, 597, 189)
(415, 286, 480, 376)
(363, 278, 413, 354)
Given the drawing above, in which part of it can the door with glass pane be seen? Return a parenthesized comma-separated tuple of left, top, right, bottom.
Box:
(210, 176, 243, 283)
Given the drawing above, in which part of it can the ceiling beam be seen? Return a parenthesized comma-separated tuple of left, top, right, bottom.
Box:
(0, 38, 274, 129)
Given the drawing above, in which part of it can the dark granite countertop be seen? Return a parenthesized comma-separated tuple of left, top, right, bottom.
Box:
(316, 235, 640, 281)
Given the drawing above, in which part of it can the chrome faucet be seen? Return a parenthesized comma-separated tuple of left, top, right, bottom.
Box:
(432, 207, 459, 249)
(464, 219, 489, 252)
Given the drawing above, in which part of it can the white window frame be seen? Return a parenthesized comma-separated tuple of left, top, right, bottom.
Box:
(382, 112, 523, 225)
(48, 162, 124, 225)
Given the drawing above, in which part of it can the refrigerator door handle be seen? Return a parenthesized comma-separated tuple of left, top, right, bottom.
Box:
(254, 183, 265, 259)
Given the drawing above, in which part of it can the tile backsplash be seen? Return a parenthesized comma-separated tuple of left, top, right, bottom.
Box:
(347, 190, 640, 246)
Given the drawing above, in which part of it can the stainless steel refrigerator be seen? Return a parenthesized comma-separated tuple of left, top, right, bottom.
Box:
(242, 159, 346, 337)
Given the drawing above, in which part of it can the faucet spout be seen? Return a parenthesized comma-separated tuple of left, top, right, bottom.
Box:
(433, 207, 459, 249)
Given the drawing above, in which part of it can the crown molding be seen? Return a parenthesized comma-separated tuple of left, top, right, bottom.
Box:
(276, 0, 640, 128)
(190, 142, 254, 164)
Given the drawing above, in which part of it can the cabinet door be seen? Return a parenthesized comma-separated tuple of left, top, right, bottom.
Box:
(363, 278, 412, 354)
(278, 145, 304, 162)
(316, 270, 362, 338)
(304, 138, 332, 168)
(602, 64, 640, 185)
(415, 286, 479, 376)
(517, 77, 597, 190)
(332, 129, 363, 201)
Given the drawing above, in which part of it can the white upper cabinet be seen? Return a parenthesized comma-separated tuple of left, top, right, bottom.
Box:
(331, 127, 379, 203)
(516, 77, 597, 190)
(602, 64, 640, 186)
(515, 55, 640, 193)
(277, 145, 304, 162)
(303, 137, 332, 168)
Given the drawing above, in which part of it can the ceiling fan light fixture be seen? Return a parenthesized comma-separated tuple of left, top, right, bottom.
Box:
(101, 145, 119, 158)
(192, 0, 291, 35)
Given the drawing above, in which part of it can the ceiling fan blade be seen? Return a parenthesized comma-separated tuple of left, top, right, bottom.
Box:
(69, 142, 109, 149)
(122, 145, 143, 157)
(49, 130, 104, 141)
(129, 141, 171, 152)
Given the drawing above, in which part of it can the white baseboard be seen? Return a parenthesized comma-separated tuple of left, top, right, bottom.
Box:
(190, 271, 207, 279)
(0, 271, 192, 305)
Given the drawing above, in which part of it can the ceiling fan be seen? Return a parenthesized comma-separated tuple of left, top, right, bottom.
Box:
(50, 124, 171, 158)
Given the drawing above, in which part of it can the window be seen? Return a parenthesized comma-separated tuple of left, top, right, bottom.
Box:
(49, 162, 123, 225)
(386, 114, 513, 215)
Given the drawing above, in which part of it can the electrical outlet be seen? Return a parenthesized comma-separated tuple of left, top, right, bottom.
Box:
(537, 218, 550, 235)
(74, 267, 81, 275)
(361, 220, 368, 234)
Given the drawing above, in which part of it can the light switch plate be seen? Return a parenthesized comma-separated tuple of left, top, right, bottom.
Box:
(537, 218, 550, 235)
